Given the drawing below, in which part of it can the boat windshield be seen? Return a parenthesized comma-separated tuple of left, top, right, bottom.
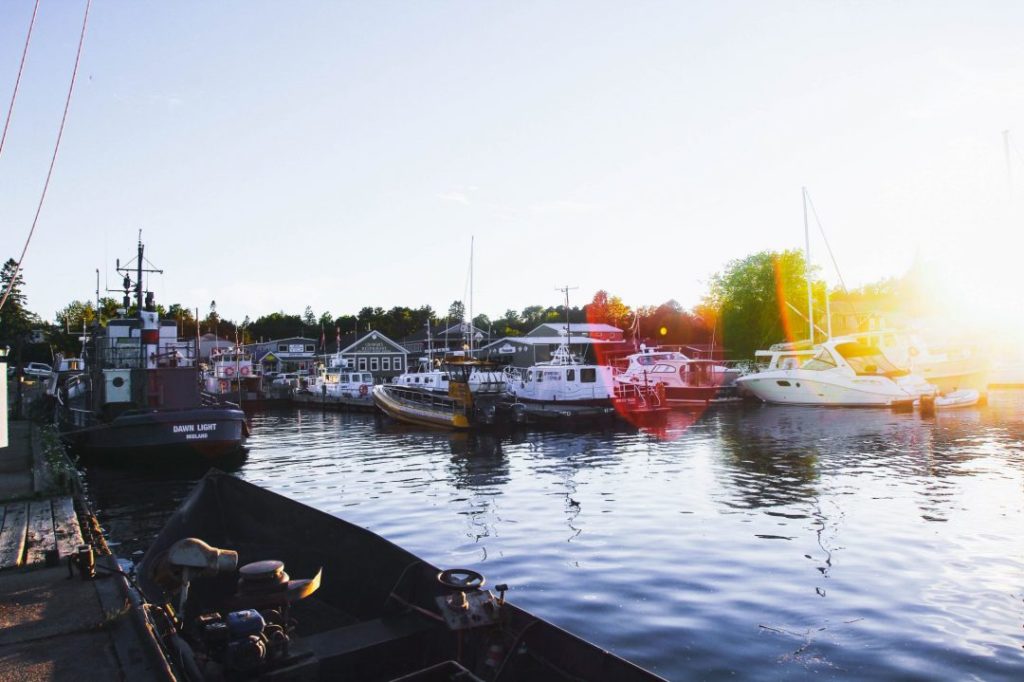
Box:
(834, 342, 908, 377)
(801, 347, 838, 371)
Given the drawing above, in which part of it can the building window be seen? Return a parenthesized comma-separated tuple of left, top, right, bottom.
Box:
(393, 357, 402, 370)
(371, 357, 379, 371)
(278, 345, 287, 352)
(358, 357, 367, 370)
(305, 344, 314, 352)
(382, 357, 391, 370)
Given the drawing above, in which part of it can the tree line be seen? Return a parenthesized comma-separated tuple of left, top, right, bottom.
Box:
(4, 250, 917, 363)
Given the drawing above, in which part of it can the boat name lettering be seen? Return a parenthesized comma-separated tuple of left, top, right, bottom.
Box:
(172, 423, 218, 433)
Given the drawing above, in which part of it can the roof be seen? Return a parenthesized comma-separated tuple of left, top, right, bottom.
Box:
(530, 322, 623, 334)
(479, 335, 620, 351)
(338, 330, 407, 355)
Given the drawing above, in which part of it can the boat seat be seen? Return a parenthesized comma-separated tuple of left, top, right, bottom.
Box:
(296, 610, 449, 679)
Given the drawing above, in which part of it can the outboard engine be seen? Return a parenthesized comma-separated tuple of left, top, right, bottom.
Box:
(153, 538, 320, 680)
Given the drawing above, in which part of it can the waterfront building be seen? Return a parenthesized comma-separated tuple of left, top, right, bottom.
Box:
(243, 336, 319, 375)
(330, 331, 409, 383)
(479, 322, 627, 368)
(197, 333, 234, 361)
(400, 322, 492, 356)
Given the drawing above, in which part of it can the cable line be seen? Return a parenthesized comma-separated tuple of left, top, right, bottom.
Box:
(0, 0, 41, 160)
(0, 0, 92, 313)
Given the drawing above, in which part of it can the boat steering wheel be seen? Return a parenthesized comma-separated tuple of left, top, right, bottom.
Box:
(437, 568, 485, 591)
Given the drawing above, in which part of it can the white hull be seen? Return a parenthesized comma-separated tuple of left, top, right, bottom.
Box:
(737, 368, 929, 405)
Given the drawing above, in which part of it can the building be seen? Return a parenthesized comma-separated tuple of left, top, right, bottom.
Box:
(333, 331, 408, 383)
(198, 333, 234, 362)
(478, 322, 627, 368)
(400, 322, 492, 356)
(242, 336, 319, 375)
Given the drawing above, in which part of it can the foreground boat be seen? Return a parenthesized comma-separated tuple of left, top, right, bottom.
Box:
(136, 472, 664, 681)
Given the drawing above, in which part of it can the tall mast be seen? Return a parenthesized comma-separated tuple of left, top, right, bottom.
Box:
(802, 186, 814, 345)
(555, 284, 578, 344)
(469, 235, 474, 353)
(1004, 130, 1013, 198)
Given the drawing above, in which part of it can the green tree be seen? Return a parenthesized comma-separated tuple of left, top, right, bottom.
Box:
(1, 259, 39, 340)
(447, 300, 465, 323)
(705, 249, 821, 359)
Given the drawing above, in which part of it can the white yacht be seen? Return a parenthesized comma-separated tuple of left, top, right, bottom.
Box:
(392, 354, 505, 396)
(306, 365, 375, 404)
(615, 345, 742, 405)
(735, 336, 937, 407)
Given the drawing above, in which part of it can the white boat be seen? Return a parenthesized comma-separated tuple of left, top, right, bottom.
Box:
(305, 365, 375, 405)
(849, 330, 989, 393)
(392, 354, 505, 396)
(615, 345, 742, 406)
(753, 341, 818, 371)
(503, 343, 667, 424)
(203, 347, 261, 400)
(735, 336, 937, 407)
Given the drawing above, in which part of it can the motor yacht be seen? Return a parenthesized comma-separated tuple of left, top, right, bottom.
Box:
(735, 336, 936, 407)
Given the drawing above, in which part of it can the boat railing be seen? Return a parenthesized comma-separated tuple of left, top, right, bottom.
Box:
(384, 384, 468, 416)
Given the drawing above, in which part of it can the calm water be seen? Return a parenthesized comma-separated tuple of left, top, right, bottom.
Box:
(85, 394, 1024, 681)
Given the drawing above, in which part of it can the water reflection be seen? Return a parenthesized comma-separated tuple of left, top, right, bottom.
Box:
(82, 397, 1024, 681)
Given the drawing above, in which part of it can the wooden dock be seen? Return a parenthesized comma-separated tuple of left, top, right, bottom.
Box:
(0, 496, 84, 570)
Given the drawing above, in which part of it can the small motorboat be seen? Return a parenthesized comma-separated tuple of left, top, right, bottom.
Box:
(136, 472, 664, 681)
(934, 388, 981, 409)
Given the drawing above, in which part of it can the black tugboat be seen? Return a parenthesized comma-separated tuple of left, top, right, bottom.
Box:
(56, 238, 248, 461)
(135, 472, 665, 681)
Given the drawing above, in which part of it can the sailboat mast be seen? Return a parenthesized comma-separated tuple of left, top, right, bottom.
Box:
(802, 186, 814, 346)
(469, 236, 474, 353)
(1004, 130, 1013, 198)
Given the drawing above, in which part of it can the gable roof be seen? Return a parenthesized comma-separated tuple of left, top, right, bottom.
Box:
(339, 330, 407, 355)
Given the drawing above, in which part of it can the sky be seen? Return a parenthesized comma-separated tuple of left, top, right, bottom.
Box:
(2, 1, 1024, 329)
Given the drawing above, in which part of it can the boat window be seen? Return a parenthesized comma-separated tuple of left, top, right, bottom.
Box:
(776, 380, 792, 387)
(566, 368, 575, 381)
(802, 348, 838, 371)
(653, 364, 674, 373)
(537, 370, 543, 383)
(441, 374, 450, 381)
(580, 368, 596, 383)
(834, 342, 907, 376)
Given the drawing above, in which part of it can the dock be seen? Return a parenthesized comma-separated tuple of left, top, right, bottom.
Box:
(0, 415, 171, 681)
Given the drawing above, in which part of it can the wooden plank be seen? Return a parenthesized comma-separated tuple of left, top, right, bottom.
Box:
(24, 499, 56, 566)
(52, 496, 84, 559)
(0, 502, 28, 569)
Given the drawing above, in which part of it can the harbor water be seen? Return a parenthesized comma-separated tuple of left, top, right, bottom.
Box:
(85, 394, 1024, 681)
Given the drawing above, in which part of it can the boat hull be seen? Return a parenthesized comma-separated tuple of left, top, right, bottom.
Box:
(62, 406, 248, 459)
(736, 371, 923, 407)
(372, 385, 472, 430)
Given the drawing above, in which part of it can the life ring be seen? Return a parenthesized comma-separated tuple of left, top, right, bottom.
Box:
(225, 366, 235, 377)
(240, 365, 251, 376)
(218, 379, 230, 392)
(359, 384, 369, 396)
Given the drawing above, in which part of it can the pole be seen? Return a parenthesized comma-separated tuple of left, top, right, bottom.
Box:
(802, 186, 814, 345)
(469, 235, 474, 353)
(825, 286, 832, 340)
(1004, 130, 1013, 199)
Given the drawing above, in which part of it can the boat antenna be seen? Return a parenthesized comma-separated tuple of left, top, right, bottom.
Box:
(555, 284, 578, 349)
(802, 186, 814, 346)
